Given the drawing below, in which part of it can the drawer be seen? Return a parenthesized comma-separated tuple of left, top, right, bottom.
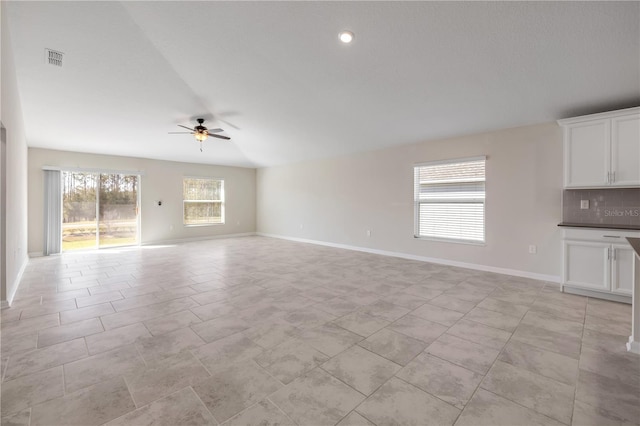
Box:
(562, 228, 640, 242)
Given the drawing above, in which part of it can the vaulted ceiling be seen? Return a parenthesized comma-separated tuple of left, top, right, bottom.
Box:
(6, 1, 639, 168)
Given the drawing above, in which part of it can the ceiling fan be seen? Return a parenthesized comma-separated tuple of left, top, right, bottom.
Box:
(169, 118, 230, 151)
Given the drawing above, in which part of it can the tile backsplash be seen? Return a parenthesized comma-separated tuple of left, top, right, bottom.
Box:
(563, 188, 640, 226)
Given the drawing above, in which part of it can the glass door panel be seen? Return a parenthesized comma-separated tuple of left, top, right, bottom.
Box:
(98, 174, 139, 247)
(62, 172, 98, 251)
(62, 171, 139, 251)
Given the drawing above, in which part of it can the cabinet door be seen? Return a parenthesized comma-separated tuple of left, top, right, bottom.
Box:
(611, 244, 634, 296)
(611, 114, 640, 186)
(564, 120, 610, 188)
(563, 240, 610, 291)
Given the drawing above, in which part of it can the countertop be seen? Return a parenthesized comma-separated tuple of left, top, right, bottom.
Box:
(627, 237, 640, 257)
(558, 222, 640, 231)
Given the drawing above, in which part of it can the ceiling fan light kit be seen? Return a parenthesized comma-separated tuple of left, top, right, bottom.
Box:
(339, 30, 354, 43)
(169, 118, 230, 152)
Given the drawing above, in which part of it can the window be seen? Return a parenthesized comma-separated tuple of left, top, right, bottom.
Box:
(414, 156, 485, 244)
(183, 177, 224, 225)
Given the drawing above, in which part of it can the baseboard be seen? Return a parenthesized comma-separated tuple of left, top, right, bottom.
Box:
(256, 232, 561, 284)
(142, 232, 256, 246)
(2, 253, 28, 309)
(30, 233, 256, 256)
(562, 285, 632, 304)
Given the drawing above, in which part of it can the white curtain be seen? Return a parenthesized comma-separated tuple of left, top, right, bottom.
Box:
(43, 170, 62, 255)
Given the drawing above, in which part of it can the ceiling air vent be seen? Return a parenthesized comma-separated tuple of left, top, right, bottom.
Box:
(45, 49, 64, 67)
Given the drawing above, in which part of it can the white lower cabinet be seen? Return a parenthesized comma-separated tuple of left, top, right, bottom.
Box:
(564, 240, 610, 292)
(611, 244, 635, 295)
(563, 228, 639, 300)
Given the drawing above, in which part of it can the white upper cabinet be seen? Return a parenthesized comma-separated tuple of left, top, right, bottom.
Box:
(559, 107, 640, 188)
(564, 119, 610, 187)
(611, 114, 640, 186)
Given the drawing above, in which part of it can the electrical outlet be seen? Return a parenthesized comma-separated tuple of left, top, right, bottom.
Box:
(529, 245, 537, 254)
(169, 225, 173, 231)
(366, 230, 371, 237)
(299, 224, 304, 230)
(580, 200, 589, 209)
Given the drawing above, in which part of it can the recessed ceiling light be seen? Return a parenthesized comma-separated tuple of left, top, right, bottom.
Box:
(339, 31, 354, 44)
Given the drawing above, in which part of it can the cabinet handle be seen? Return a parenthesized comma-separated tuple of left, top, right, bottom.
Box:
(613, 248, 616, 261)
(606, 171, 610, 184)
(612, 171, 616, 183)
(602, 235, 621, 238)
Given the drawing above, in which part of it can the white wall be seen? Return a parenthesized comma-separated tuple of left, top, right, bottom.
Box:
(1, 3, 30, 305)
(257, 122, 563, 280)
(28, 148, 256, 254)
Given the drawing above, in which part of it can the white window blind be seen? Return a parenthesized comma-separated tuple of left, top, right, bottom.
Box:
(183, 177, 225, 226)
(414, 157, 486, 243)
(43, 170, 62, 255)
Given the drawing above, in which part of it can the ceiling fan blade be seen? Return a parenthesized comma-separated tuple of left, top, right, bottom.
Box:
(177, 124, 195, 131)
(206, 128, 224, 133)
(210, 134, 231, 140)
(168, 132, 194, 134)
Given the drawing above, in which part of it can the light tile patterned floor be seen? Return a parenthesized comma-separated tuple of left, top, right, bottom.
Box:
(1, 236, 639, 426)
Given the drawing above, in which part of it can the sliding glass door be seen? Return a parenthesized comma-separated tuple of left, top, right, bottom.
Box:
(62, 171, 139, 251)
(62, 172, 98, 250)
(98, 174, 138, 247)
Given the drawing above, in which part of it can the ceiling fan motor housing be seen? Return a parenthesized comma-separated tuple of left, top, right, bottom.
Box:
(195, 118, 208, 134)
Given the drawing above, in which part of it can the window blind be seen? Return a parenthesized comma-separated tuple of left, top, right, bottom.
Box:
(43, 170, 62, 255)
(414, 157, 485, 243)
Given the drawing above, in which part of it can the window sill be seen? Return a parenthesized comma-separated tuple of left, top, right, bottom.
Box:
(184, 223, 225, 228)
(414, 235, 486, 246)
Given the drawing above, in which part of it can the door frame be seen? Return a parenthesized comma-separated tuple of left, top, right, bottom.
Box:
(1, 124, 7, 302)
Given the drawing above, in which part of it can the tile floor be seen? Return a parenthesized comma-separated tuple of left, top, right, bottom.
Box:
(1, 236, 639, 426)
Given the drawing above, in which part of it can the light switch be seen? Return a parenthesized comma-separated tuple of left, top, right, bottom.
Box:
(580, 200, 589, 209)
